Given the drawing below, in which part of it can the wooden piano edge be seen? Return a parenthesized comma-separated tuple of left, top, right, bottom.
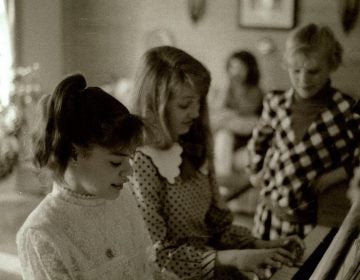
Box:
(310, 201, 360, 280)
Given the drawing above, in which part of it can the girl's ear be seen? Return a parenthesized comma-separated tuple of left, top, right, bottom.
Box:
(72, 144, 91, 161)
(70, 145, 78, 161)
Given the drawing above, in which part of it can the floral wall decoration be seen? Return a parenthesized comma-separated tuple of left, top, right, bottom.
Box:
(0, 63, 42, 179)
(0, 103, 21, 178)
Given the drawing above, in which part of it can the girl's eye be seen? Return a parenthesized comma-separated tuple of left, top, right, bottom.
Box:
(178, 103, 190, 109)
(110, 161, 122, 167)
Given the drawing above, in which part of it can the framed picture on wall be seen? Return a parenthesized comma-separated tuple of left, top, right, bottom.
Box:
(238, 0, 297, 30)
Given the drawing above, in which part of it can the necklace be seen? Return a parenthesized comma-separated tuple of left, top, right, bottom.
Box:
(57, 184, 96, 199)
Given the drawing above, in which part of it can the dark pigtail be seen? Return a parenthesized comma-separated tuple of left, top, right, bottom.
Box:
(33, 74, 86, 175)
(33, 73, 144, 178)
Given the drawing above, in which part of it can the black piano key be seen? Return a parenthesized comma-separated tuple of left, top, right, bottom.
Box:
(292, 227, 339, 280)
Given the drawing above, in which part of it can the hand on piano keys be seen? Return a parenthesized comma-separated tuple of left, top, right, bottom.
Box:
(282, 238, 305, 262)
(270, 171, 360, 280)
(270, 226, 337, 280)
(248, 236, 306, 279)
(217, 245, 301, 280)
(254, 236, 305, 264)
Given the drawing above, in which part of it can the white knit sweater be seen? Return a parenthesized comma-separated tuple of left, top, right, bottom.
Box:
(16, 182, 155, 280)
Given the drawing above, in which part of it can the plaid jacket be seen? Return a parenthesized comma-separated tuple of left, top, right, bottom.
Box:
(247, 88, 360, 218)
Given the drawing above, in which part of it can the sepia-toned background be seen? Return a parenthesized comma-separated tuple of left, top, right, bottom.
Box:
(1, 0, 360, 279)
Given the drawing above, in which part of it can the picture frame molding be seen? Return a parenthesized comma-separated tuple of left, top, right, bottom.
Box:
(237, 0, 298, 30)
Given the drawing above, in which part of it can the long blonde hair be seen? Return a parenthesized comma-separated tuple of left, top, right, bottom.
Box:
(131, 46, 213, 176)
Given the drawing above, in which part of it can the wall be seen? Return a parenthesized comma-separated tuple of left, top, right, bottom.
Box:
(63, 0, 293, 89)
(134, 0, 360, 97)
(135, 0, 291, 91)
(62, 0, 141, 85)
(20, 0, 360, 98)
(18, 0, 63, 95)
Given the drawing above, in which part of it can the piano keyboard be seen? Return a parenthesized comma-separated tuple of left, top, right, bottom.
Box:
(271, 226, 338, 280)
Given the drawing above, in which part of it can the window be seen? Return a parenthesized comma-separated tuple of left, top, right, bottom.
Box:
(0, 0, 13, 107)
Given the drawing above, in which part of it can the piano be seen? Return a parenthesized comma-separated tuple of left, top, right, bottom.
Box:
(271, 200, 360, 280)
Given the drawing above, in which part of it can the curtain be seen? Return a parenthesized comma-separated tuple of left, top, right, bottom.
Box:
(0, 0, 15, 106)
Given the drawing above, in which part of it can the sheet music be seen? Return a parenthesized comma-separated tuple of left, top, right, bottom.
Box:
(271, 226, 331, 280)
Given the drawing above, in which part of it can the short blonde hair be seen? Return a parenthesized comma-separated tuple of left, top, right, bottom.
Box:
(284, 23, 343, 71)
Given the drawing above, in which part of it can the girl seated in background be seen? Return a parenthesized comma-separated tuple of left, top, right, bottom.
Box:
(211, 50, 263, 177)
(16, 74, 156, 279)
(129, 46, 303, 280)
(247, 23, 360, 241)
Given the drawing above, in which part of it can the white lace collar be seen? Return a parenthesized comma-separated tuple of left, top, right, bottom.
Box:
(138, 143, 208, 184)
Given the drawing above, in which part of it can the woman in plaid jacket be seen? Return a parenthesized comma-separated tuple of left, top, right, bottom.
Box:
(247, 23, 360, 240)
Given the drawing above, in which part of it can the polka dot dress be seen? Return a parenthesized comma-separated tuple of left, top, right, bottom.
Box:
(130, 149, 256, 280)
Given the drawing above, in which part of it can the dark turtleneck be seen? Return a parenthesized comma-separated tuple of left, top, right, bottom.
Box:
(291, 81, 334, 143)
